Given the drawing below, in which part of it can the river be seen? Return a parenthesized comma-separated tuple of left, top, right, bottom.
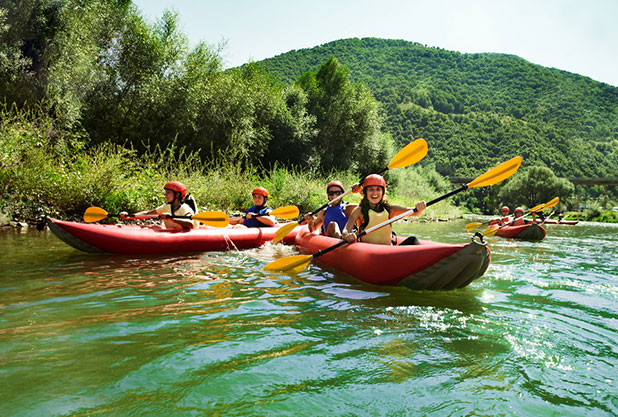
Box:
(1, 219, 617, 416)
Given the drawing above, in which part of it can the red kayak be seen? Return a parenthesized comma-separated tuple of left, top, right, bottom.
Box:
(294, 226, 490, 290)
(47, 218, 300, 254)
(533, 219, 578, 225)
(490, 223, 546, 240)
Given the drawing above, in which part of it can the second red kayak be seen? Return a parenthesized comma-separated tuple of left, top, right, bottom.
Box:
(490, 223, 546, 240)
(47, 218, 300, 254)
(293, 226, 490, 290)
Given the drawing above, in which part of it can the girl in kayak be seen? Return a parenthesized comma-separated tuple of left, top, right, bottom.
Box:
(511, 206, 536, 225)
(121, 181, 197, 230)
(304, 181, 358, 238)
(229, 187, 275, 228)
(342, 174, 426, 245)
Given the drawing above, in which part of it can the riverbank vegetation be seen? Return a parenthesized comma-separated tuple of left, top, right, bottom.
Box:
(0, 104, 458, 224)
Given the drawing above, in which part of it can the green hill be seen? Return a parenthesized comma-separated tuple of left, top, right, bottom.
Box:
(255, 38, 618, 178)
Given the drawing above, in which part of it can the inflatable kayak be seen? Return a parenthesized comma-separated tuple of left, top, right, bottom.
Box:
(47, 218, 300, 254)
(533, 219, 578, 225)
(490, 223, 546, 240)
(293, 226, 490, 290)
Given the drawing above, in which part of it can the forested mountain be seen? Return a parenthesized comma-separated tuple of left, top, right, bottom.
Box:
(256, 38, 618, 178)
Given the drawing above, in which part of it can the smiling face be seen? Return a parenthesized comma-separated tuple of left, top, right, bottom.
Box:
(501, 208, 509, 215)
(252, 194, 266, 206)
(364, 185, 384, 206)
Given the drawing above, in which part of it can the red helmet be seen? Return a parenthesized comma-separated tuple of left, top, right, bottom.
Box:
(363, 174, 386, 189)
(501, 206, 510, 213)
(326, 181, 345, 192)
(164, 181, 187, 198)
(252, 186, 269, 198)
(514, 207, 524, 214)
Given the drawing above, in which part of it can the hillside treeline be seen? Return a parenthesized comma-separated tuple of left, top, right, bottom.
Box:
(257, 38, 618, 179)
(0, 1, 392, 175)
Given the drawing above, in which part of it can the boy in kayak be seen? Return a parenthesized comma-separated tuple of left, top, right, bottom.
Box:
(229, 187, 275, 228)
(304, 181, 358, 238)
(121, 181, 197, 230)
(342, 174, 426, 245)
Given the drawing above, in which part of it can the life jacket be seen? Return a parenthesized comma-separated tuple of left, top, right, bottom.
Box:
(244, 205, 273, 228)
(360, 208, 392, 245)
(157, 202, 197, 229)
(183, 193, 198, 214)
(321, 202, 348, 235)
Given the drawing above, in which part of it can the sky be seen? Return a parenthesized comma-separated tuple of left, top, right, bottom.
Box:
(133, 0, 618, 87)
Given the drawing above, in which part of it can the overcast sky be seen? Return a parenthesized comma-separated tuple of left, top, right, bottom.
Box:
(133, 0, 618, 87)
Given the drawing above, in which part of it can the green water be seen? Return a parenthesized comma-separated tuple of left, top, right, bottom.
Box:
(1, 220, 617, 416)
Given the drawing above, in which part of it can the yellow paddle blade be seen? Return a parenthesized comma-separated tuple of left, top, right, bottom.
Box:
(543, 197, 560, 209)
(482, 227, 499, 237)
(263, 254, 313, 273)
(83, 206, 109, 223)
(270, 205, 300, 219)
(468, 156, 522, 188)
(464, 222, 483, 231)
(387, 138, 428, 169)
(530, 203, 546, 213)
(272, 221, 299, 244)
(192, 211, 229, 227)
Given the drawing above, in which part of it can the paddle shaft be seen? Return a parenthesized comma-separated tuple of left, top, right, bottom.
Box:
(311, 184, 469, 259)
(302, 166, 390, 223)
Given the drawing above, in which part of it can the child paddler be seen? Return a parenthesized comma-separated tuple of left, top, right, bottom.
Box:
(229, 187, 276, 228)
(512, 206, 538, 225)
(304, 181, 358, 238)
(121, 181, 198, 230)
(342, 174, 426, 245)
(489, 205, 511, 226)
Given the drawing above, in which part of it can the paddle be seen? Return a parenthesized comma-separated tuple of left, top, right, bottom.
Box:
(264, 156, 522, 273)
(465, 196, 559, 231)
(83, 206, 230, 227)
(232, 205, 300, 221)
(271, 139, 429, 244)
(482, 197, 559, 237)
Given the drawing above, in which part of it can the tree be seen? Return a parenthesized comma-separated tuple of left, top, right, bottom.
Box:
(296, 56, 393, 173)
(497, 165, 574, 210)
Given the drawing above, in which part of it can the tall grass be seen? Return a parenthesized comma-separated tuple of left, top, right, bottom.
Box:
(0, 105, 461, 223)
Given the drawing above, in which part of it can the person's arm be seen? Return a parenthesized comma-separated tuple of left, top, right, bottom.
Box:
(229, 217, 244, 225)
(389, 201, 426, 218)
(245, 209, 275, 226)
(306, 210, 325, 232)
(343, 207, 362, 243)
(119, 209, 158, 219)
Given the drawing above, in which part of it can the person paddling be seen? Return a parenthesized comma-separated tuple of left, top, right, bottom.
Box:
(511, 206, 536, 225)
(342, 174, 426, 245)
(489, 205, 511, 226)
(304, 181, 358, 238)
(229, 187, 276, 228)
(121, 181, 198, 230)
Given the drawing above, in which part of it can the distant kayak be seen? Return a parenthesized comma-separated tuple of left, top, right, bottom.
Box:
(294, 226, 490, 290)
(533, 219, 579, 225)
(490, 223, 546, 241)
(47, 218, 300, 254)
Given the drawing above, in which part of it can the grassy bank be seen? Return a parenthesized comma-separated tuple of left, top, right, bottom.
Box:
(0, 105, 460, 225)
(564, 210, 618, 223)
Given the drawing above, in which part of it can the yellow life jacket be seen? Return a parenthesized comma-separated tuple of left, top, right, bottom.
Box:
(360, 208, 392, 245)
